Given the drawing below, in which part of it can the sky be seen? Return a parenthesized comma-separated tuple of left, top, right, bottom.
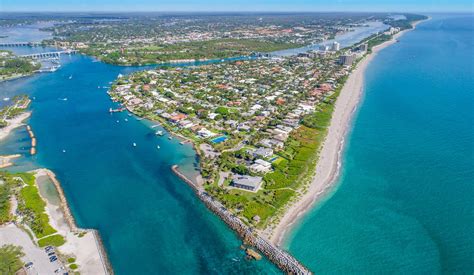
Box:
(0, 0, 472, 12)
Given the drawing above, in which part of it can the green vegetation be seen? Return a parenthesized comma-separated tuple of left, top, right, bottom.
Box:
(0, 245, 24, 274)
(0, 175, 13, 224)
(366, 34, 391, 52)
(0, 57, 40, 80)
(37, 234, 66, 247)
(0, 95, 30, 128)
(67, 257, 76, 263)
(82, 39, 302, 65)
(69, 263, 78, 270)
(16, 173, 58, 239)
(0, 172, 24, 224)
(386, 14, 428, 31)
(209, 85, 341, 228)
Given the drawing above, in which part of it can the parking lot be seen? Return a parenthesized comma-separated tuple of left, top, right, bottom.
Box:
(0, 224, 64, 274)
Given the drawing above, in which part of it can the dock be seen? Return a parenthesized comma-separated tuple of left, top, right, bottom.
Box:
(171, 165, 312, 275)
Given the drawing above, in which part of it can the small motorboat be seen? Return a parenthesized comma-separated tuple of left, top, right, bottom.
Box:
(157, 145, 160, 149)
(69, 75, 73, 79)
(133, 143, 137, 147)
(155, 131, 164, 136)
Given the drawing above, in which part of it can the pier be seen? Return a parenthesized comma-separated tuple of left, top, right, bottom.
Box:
(171, 165, 312, 275)
(18, 50, 77, 60)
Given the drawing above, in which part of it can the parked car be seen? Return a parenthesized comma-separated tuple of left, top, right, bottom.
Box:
(24, 262, 33, 269)
(48, 252, 55, 257)
(49, 256, 57, 262)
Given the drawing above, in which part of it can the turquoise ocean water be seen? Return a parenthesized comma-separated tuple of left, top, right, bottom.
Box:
(1, 14, 472, 274)
(286, 14, 474, 274)
(0, 18, 387, 274)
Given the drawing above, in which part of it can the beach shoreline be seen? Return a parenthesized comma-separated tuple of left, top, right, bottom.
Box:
(34, 168, 113, 275)
(269, 20, 426, 246)
(0, 111, 31, 141)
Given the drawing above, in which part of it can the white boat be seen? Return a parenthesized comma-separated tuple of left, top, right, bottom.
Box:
(62, 149, 66, 153)
(157, 145, 160, 149)
(59, 97, 68, 101)
(3, 98, 9, 101)
(69, 75, 73, 79)
(151, 124, 160, 128)
(116, 120, 119, 123)
(133, 143, 137, 147)
(124, 118, 128, 122)
(168, 136, 172, 140)
(155, 131, 164, 136)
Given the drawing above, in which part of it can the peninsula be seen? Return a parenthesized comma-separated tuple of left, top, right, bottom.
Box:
(105, 12, 427, 267)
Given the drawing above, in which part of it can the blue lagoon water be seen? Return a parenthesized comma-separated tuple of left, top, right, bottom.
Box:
(286, 15, 474, 274)
(0, 55, 280, 273)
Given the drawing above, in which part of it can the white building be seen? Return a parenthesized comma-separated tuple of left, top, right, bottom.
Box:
(250, 159, 272, 174)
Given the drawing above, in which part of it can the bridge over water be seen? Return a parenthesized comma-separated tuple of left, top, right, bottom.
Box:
(18, 50, 78, 60)
(0, 42, 42, 47)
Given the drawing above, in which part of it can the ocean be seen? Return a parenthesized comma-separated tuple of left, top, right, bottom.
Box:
(1, 14, 472, 274)
(285, 14, 474, 274)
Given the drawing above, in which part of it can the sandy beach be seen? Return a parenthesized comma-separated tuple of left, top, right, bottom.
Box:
(0, 111, 31, 141)
(33, 169, 110, 275)
(269, 21, 425, 246)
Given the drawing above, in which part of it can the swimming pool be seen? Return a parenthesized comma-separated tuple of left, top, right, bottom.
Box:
(211, 135, 228, 144)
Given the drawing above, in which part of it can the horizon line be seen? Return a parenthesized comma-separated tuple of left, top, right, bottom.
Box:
(1, 10, 471, 14)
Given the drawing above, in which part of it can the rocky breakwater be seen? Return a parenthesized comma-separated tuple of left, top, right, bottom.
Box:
(171, 165, 312, 274)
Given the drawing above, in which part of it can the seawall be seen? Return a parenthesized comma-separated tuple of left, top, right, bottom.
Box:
(171, 165, 312, 274)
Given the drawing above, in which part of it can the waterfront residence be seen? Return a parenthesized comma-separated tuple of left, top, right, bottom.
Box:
(231, 174, 263, 192)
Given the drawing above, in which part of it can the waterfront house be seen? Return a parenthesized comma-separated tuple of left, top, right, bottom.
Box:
(231, 174, 263, 192)
(250, 159, 272, 174)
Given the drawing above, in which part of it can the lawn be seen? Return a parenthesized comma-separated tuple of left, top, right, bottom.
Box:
(16, 173, 58, 239)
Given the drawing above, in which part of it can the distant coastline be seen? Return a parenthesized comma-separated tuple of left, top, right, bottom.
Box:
(269, 18, 428, 246)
